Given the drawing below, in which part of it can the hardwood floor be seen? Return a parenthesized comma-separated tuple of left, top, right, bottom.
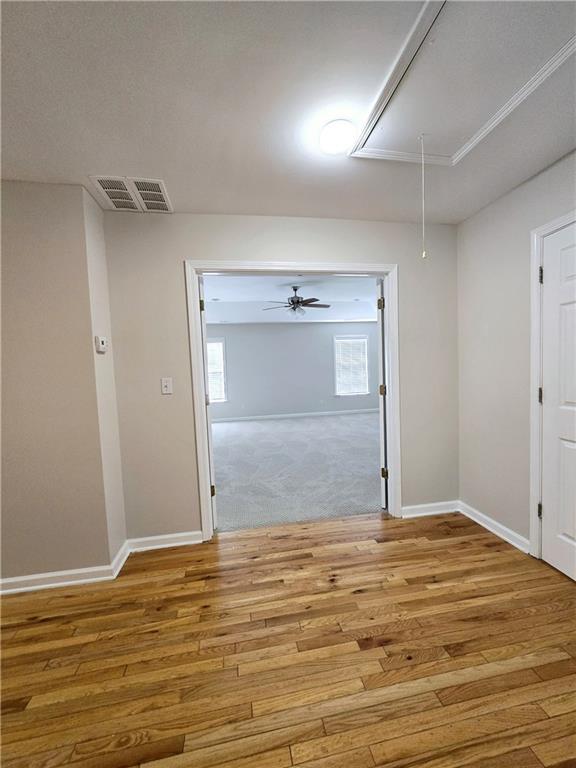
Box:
(1, 512, 575, 768)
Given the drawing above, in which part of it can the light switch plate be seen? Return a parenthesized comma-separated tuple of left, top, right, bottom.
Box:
(161, 377, 173, 395)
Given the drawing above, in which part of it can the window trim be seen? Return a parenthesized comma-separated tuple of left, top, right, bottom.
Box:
(333, 334, 370, 397)
(206, 338, 227, 403)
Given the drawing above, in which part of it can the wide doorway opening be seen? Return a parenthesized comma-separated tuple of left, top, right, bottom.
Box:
(186, 263, 401, 537)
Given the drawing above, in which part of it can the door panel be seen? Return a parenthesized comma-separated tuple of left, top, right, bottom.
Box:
(542, 222, 576, 579)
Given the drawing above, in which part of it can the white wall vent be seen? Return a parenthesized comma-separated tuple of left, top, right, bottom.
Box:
(89, 176, 173, 213)
(130, 178, 173, 213)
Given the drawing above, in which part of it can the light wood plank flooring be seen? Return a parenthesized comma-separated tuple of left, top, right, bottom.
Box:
(1, 513, 575, 768)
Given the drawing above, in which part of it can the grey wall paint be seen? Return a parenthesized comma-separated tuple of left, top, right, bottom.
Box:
(1, 182, 111, 577)
(207, 322, 379, 420)
(105, 213, 458, 539)
(457, 152, 576, 539)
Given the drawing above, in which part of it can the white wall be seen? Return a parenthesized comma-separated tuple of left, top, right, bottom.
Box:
(1, 181, 127, 579)
(457, 152, 576, 539)
(105, 213, 459, 538)
(1, 182, 111, 576)
(83, 190, 127, 559)
(5, 153, 575, 581)
(208, 322, 379, 420)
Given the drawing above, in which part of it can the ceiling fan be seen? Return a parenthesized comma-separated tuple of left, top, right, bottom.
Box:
(263, 286, 331, 315)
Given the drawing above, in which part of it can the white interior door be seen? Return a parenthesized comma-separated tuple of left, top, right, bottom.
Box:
(541, 222, 576, 579)
(198, 276, 218, 530)
(377, 279, 388, 509)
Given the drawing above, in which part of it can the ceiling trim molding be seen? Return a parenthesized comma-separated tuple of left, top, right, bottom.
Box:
(353, 21, 576, 167)
(349, 0, 446, 156)
(353, 147, 452, 166)
(451, 34, 576, 165)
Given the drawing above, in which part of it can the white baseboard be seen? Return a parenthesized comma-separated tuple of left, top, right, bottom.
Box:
(213, 408, 378, 423)
(457, 500, 530, 553)
(402, 499, 530, 554)
(127, 530, 203, 552)
(0, 530, 202, 594)
(0, 562, 121, 595)
(1, 499, 530, 594)
(110, 540, 131, 577)
(401, 501, 460, 518)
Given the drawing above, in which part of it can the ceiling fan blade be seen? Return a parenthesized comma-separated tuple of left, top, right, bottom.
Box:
(305, 303, 331, 308)
(301, 298, 319, 304)
(265, 301, 289, 304)
(262, 305, 288, 311)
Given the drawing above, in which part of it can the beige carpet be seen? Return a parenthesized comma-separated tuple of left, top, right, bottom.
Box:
(212, 412, 383, 531)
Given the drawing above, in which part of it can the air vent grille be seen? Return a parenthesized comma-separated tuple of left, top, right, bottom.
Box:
(144, 201, 170, 211)
(112, 200, 139, 210)
(133, 180, 162, 194)
(106, 190, 132, 201)
(139, 192, 165, 202)
(98, 178, 128, 192)
(130, 178, 173, 213)
(89, 176, 173, 213)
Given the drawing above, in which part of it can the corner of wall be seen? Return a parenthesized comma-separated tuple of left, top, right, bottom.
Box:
(454, 151, 576, 540)
(82, 189, 128, 561)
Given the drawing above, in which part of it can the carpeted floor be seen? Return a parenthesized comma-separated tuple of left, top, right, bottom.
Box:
(212, 412, 382, 531)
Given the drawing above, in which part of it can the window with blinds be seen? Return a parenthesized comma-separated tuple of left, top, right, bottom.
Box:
(206, 340, 227, 403)
(334, 336, 369, 396)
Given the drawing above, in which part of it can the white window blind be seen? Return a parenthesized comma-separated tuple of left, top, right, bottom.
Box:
(206, 340, 227, 403)
(334, 336, 369, 396)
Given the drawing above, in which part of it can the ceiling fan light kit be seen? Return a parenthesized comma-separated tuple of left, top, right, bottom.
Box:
(263, 286, 331, 316)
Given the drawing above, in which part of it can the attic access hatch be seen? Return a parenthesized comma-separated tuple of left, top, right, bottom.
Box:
(89, 176, 173, 213)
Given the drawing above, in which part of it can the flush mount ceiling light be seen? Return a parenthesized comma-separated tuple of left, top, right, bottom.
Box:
(318, 119, 356, 155)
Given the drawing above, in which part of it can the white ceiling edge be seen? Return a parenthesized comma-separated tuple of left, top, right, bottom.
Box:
(206, 319, 378, 325)
(350, 7, 576, 168)
(203, 275, 378, 303)
(204, 300, 377, 325)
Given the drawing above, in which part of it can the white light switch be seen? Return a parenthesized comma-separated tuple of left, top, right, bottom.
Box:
(95, 336, 108, 354)
(161, 377, 173, 395)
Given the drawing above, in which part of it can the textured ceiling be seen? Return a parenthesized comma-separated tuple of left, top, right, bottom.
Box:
(203, 275, 377, 324)
(2, 1, 575, 223)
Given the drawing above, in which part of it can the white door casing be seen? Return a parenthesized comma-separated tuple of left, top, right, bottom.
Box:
(185, 261, 402, 539)
(377, 278, 389, 509)
(184, 265, 216, 540)
(197, 276, 218, 531)
(541, 222, 576, 579)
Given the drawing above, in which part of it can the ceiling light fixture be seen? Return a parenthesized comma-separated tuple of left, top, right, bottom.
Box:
(419, 134, 428, 259)
(318, 119, 356, 155)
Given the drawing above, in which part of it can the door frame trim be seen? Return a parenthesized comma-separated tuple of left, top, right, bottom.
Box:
(529, 210, 576, 558)
(184, 260, 402, 541)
